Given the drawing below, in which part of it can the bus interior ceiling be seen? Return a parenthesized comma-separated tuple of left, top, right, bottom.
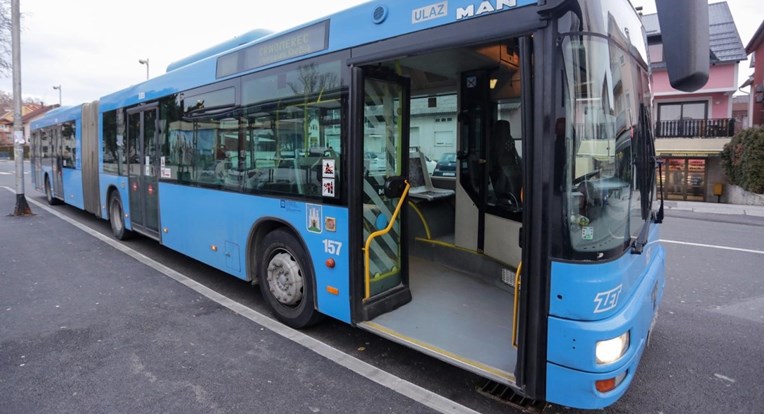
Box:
(363, 39, 524, 385)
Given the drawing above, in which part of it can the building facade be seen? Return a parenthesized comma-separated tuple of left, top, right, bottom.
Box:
(742, 22, 764, 127)
(643, 2, 747, 202)
(0, 104, 58, 146)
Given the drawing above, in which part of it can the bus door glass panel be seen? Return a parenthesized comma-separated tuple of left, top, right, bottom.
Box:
(52, 126, 64, 197)
(459, 40, 526, 266)
(143, 109, 159, 231)
(127, 112, 143, 226)
(459, 70, 491, 251)
(40, 129, 49, 187)
(486, 70, 524, 217)
(127, 108, 160, 232)
(62, 122, 76, 169)
(362, 74, 409, 298)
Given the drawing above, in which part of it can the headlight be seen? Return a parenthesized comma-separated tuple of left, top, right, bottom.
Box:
(595, 332, 629, 364)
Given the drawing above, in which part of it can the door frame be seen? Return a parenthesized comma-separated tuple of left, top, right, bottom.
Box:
(125, 104, 160, 238)
(350, 66, 413, 322)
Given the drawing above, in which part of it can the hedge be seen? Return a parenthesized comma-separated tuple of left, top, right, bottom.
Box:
(721, 127, 764, 194)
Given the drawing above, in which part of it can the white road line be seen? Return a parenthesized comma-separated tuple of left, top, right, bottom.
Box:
(660, 239, 764, 255)
(2, 186, 479, 414)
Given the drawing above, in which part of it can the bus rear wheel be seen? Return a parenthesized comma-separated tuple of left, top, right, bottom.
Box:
(258, 229, 323, 329)
(109, 193, 132, 240)
(44, 177, 60, 205)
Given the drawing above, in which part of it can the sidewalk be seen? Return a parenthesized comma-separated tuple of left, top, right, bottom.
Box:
(0, 188, 431, 414)
(664, 200, 764, 217)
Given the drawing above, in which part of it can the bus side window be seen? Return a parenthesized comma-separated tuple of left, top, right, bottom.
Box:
(241, 59, 343, 198)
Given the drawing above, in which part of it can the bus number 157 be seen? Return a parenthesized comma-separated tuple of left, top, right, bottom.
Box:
(323, 240, 343, 256)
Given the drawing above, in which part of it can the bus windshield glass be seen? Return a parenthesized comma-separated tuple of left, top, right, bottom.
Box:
(560, 34, 646, 257)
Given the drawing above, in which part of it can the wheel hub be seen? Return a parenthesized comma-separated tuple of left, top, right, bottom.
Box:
(266, 251, 303, 306)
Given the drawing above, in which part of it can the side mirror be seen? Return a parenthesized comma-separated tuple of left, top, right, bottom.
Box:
(656, 0, 710, 92)
(384, 176, 407, 198)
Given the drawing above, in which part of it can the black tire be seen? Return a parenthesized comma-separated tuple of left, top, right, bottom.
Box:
(109, 193, 132, 240)
(44, 177, 60, 205)
(258, 229, 323, 329)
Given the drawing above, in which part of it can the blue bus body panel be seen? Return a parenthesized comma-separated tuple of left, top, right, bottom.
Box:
(547, 226, 666, 408)
(62, 169, 85, 209)
(97, 0, 536, 112)
(158, 183, 351, 323)
(30, 105, 82, 129)
(99, 175, 129, 223)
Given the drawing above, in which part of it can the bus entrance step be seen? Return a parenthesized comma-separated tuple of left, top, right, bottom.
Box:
(477, 380, 547, 412)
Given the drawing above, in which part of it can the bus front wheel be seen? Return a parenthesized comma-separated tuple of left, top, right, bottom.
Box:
(258, 229, 323, 329)
(109, 193, 132, 240)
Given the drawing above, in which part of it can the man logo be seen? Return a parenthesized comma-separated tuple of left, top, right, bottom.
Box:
(594, 285, 622, 313)
(456, 0, 517, 20)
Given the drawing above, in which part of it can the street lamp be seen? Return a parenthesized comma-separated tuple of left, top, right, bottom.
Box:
(138, 58, 150, 80)
(52, 85, 61, 105)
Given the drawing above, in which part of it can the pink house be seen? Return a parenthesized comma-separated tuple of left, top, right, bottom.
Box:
(741, 22, 764, 127)
(642, 2, 747, 203)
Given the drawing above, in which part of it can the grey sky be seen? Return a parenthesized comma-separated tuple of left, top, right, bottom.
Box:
(2, 0, 762, 106)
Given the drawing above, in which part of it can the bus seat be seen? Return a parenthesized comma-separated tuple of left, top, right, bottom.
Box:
(491, 120, 522, 205)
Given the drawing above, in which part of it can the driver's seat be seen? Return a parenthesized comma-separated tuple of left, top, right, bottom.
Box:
(492, 120, 522, 203)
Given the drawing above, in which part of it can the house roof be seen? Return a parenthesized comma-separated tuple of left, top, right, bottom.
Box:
(21, 105, 59, 123)
(0, 104, 44, 124)
(745, 21, 763, 54)
(643, 2, 747, 63)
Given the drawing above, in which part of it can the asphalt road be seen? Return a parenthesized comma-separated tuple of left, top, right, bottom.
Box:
(1, 160, 763, 413)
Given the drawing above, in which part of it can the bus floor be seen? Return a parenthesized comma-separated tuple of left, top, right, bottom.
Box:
(361, 255, 517, 386)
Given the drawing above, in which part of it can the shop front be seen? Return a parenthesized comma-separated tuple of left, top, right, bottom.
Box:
(655, 136, 731, 203)
(661, 157, 708, 201)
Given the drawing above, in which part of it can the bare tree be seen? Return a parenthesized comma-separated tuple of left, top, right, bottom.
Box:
(0, 0, 10, 76)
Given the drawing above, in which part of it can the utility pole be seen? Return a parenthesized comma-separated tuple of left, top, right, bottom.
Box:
(11, 0, 32, 216)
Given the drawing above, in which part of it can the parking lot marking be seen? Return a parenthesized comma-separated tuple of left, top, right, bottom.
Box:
(660, 239, 764, 255)
(3, 186, 479, 414)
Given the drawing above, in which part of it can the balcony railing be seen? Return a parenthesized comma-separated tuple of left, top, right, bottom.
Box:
(655, 118, 736, 138)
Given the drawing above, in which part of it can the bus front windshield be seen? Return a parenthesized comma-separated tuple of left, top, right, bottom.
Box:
(559, 35, 649, 258)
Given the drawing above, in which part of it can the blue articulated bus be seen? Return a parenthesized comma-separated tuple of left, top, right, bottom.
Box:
(30, 0, 709, 408)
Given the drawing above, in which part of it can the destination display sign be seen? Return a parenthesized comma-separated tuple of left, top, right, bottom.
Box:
(217, 20, 329, 78)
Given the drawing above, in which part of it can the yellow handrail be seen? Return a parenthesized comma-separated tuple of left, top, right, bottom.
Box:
(407, 201, 431, 240)
(363, 181, 410, 300)
(512, 261, 522, 348)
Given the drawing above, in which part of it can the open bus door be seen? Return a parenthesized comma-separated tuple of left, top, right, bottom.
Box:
(349, 34, 536, 390)
(356, 68, 413, 320)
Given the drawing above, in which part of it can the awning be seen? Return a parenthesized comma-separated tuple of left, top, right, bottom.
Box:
(655, 138, 731, 156)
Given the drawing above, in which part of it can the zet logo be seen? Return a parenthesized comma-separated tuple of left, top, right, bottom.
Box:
(594, 285, 622, 313)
